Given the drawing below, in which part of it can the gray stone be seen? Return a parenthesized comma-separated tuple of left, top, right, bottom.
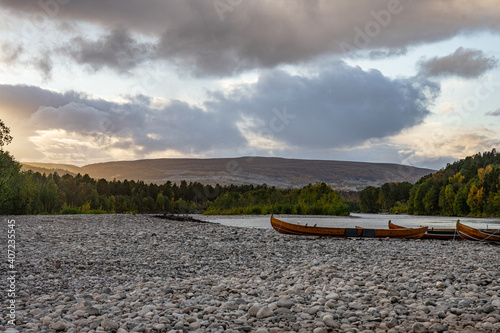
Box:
(323, 315, 336, 328)
(274, 307, 292, 315)
(153, 323, 166, 330)
(248, 304, 260, 317)
(86, 307, 100, 316)
(483, 305, 495, 313)
(254, 328, 269, 333)
(412, 322, 428, 333)
(189, 321, 201, 330)
(101, 319, 119, 330)
(326, 293, 340, 301)
(256, 307, 274, 319)
(5, 329, 20, 333)
(50, 321, 67, 331)
(277, 298, 294, 309)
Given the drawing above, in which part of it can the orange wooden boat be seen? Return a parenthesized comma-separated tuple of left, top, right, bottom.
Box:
(388, 221, 460, 240)
(390, 221, 500, 241)
(270, 215, 427, 239)
(456, 220, 500, 243)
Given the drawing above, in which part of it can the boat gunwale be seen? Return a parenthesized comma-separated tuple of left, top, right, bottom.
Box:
(456, 220, 500, 243)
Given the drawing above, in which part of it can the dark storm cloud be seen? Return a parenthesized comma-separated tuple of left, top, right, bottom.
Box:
(2, 0, 500, 76)
(66, 29, 156, 73)
(208, 61, 439, 149)
(0, 61, 439, 155)
(0, 84, 244, 155)
(0, 84, 88, 117)
(418, 48, 498, 79)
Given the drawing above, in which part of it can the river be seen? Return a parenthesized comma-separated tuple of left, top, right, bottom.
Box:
(197, 213, 500, 229)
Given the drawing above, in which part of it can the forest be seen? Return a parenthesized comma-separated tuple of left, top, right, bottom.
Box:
(1, 119, 498, 217)
(359, 149, 500, 217)
(0, 119, 350, 216)
(0, 149, 349, 216)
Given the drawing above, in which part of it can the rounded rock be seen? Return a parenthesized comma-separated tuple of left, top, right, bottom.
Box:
(248, 304, 260, 317)
(277, 298, 294, 309)
(50, 321, 66, 331)
(256, 307, 274, 319)
(412, 322, 428, 333)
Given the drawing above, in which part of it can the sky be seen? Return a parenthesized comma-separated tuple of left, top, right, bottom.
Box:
(0, 0, 499, 170)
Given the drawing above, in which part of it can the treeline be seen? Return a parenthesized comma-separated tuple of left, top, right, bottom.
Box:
(0, 151, 350, 215)
(359, 182, 413, 214)
(0, 150, 241, 214)
(359, 149, 500, 217)
(205, 182, 350, 215)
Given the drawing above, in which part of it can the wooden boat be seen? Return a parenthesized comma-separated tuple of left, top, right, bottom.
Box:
(389, 221, 500, 241)
(456, 220, 500, 243)
(270, 215, 427, 239)
(388, 221, 460, 240)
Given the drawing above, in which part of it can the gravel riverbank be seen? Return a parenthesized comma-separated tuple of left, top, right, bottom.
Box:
(1, 214, 499, 333)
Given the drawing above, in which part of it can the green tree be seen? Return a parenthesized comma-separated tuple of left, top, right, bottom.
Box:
(359, 186, 381, 213)
(467, 184, 484, 216)
(439, 184, 455, 216)
(454, 183, 471, 216)
(156, 192, 166, 211)
(0, 151, 23, 214)
(422, 186, 439, 214)
(0, 119, 13, 150)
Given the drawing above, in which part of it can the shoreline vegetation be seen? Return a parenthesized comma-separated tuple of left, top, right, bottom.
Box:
(359, 149, 500, 217)
(1, 147, 499, 217)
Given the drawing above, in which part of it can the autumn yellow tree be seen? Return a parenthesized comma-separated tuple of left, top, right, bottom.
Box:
(467, 184, 484, 216)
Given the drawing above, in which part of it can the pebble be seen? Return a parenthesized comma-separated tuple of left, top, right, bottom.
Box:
(50, 321, 66, 331)
(323, 315, 336, 327)
(256, 307, 274, 319)
(248, 304, 260, 317)
(412, 322, 428, 332)
(277, 298, 294, 309)
(1, 214, 499, 333)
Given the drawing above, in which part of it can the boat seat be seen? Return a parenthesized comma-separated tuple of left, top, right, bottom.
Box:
(345, 228, 359, 237)
(362, 228, 376, 238)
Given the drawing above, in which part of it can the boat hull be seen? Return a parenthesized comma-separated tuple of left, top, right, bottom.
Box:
(456, 221, 500, 243)
(388, 221, 460, 240)
(271, 215, 427, 239)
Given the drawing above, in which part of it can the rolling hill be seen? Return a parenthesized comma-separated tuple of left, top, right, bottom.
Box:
(22, 157, 434, 191)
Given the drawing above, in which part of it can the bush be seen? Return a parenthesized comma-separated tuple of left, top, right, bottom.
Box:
(60, 207, 82, 214)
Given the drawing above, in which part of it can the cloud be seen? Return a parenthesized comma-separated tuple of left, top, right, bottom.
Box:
(35, 54, 53, 80)
(30, 102, 117, 135)
(486, 108, 500, 116)
(394, 124, 500, 169)
(418, 48, 498, 78)
(0, 61, 439, 161)
(209, 61, 439, 150)
(368, 47, 408, 60)
(0, 42, 23, 64)
(65, 28, 156, 73)
(0, 84, 81, 117)
(0, 84, 245, 158)
(2, 0, 500, 76)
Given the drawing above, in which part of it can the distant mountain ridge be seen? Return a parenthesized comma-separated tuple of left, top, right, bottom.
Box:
(22, 157, 435, 191)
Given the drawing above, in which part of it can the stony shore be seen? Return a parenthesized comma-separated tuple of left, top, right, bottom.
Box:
(1, 214, 499, 333)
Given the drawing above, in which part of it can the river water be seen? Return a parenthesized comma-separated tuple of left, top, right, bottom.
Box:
(198, 213, 500, 230)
